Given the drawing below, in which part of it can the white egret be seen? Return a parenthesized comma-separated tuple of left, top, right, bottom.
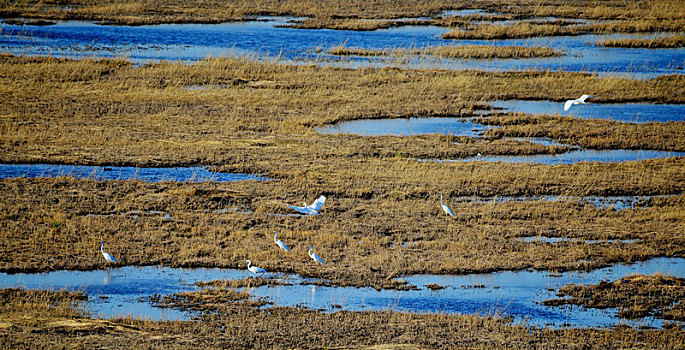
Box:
(100, 242, 117, 270)
(288, 195, 326, 215)
(273, 231, 290, 252)
(308, 246, 325, 265)
(440, 193, 455, 217)
(246, 260, 267, 276)
(564, 94, 594, 111)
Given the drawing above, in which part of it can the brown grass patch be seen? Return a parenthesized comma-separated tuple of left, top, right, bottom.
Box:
(543, 274, 685, 321)
(328, 44, 562, 59)
(597, 35, 685, 48)
(3, 289, 685, 349)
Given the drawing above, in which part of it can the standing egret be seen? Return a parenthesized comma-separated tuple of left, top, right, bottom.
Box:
(246, 260, 267, 276)
(308, 246, 325, 265)
(99, 242, 117, 265)
(440, 193, 455, 217)
(564, 94, 594, 111)
(288, 195, 326, 215)
(274, 231, 290, 252)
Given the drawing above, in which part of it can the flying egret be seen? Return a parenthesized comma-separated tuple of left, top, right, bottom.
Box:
(564, 94, 594, 111)
(100, 242, 117, 264)
(308, 246, 325, 265)
(440, 193, 455, 217)
(246, 260, 267, 276)
(288, 195, 326, 215)
(273, 231, 290, 252)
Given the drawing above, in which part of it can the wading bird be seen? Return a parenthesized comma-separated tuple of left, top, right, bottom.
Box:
(440, 193, 455, 216)
(308, 246, 325, 265)
(100, 242, 117, 265)
(274, 231, 290, 252)
(564, 94, 594, 111)
(288, 195, 326, 215)
(246, 260, 267, 276)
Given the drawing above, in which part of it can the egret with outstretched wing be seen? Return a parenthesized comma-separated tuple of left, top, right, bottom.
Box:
(564, 94, 594, 111)
(289, 195, 326, 215)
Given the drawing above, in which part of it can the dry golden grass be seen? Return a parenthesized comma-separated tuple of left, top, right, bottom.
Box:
(0, 55, 684, 287)
(2, 289, 685, 349)
(328, 44, 562, 59)
(597, 35, 685, 48)
(544, 274, 685, 321)
(2, 0, 683, 32)
(442, 19, 685, 40)
(481, 113, 685, 152)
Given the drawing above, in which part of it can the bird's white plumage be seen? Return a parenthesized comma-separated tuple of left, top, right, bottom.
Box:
(440, 193, 455, 216)
(246, 260, 267, 275)
(100, 242, 117, 264)
(274, 231, 290, 252)
(288, 195, 327, 215)
(308, 247, 325, 265)
(564, 94, 594, 111)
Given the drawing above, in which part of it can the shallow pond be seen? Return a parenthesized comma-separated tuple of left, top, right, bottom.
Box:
(453, 149, 685, 165)
(0, 163, 267, 182)
(490, 100, 685, 123)
(317, 117, 492, 137)
(1, 258, 683, 328)
(1, 19, 683, 78)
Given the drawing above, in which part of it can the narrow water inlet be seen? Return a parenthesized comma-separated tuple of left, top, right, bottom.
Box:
(1, 258, 682, 328)
(317, 117, 492, 137)
(0, 164, 269, 182)
(489, 100, 685, 123)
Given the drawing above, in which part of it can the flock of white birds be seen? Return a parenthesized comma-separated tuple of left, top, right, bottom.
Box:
(100, 96, 593, 275)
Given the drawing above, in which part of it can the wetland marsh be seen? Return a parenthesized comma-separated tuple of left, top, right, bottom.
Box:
(1, 0, 684, 348)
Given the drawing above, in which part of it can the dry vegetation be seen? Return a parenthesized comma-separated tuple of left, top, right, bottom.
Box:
(0, 55, 684, 288)
(480, 114, 685, 152)
(328, 44, 562, 59)
(597, 35, 685, 49)
(442, 19, 685, 40)
(2, 289, 684, 349)
(544, 274, 685, 321)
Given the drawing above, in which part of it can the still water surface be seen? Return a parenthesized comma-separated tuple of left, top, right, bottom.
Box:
(1, 258, 682, 328)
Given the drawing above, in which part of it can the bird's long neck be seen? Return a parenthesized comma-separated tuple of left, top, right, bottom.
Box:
(440, 194, 444, 205)
(246, 261, 251, 268)
(308, 248, 313, 256)
(100, 244, 104, 253)
(274, 232, 278, 242)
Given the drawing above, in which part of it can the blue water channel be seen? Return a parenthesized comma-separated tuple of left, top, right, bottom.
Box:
(490, 100, 685, 123)
(0, 163, 268, 182)
(1, 257, 682, 328)
(1, 18, 683, 78)
(317, 117, 492, 137)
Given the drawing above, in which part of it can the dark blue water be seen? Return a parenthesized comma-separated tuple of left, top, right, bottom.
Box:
(490, 100, 685, 123)
(1, 258, 682, 328)
(317, 117, 492, 136)
(453, 149, 685, 165)
(1, 19, 683, 78)
(0, 163, 268, 182)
